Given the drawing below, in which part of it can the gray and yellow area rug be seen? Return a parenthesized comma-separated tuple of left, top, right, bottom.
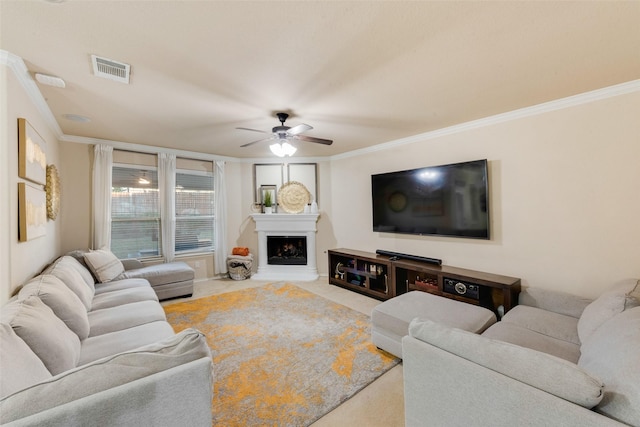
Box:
(164, 282, 399, 426)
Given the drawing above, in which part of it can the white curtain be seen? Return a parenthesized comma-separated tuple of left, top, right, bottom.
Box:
(158, 153, 176, 262)
(92, 145, 113, 249)
(214, 160, 228, 274)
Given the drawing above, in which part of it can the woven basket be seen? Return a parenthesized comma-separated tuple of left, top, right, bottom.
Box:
(227, 254, 253, 280)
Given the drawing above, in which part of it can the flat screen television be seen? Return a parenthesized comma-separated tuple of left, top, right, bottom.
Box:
(371, 159, 490, 239)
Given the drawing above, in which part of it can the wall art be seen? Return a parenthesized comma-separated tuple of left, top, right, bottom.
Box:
(18, 182, 47, 242)
(253, 163, 317, 205)
(18, 118, 47, 185)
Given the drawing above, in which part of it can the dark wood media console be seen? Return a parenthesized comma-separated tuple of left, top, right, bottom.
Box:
(328, 248, 521, 314)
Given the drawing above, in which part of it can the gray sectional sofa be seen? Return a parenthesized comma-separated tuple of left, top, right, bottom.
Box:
(0, 254, 213, 426)
(68, 248, 195, 300)
(402, 279, 640, 427)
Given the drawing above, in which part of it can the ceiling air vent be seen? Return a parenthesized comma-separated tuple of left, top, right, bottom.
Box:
(91, 54, 131, 84)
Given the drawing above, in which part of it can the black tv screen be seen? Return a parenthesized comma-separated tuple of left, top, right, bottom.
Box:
(372, 159, 490, 239)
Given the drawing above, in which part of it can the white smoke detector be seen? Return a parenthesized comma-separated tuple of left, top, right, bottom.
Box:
(35, 73, 66, 88)
(91, 54, 131, 84)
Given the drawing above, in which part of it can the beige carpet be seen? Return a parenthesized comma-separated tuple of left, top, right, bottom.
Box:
(163, 277, 405, 426)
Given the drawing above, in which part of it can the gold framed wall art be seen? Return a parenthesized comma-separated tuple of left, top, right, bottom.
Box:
(18, 118, 47, 185)
(18, 182, 47, 242)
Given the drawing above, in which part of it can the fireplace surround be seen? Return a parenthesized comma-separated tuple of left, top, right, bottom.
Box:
(250, 213, 319, 281)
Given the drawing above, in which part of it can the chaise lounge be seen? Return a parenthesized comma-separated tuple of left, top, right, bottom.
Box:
(402, 279, 640, 426)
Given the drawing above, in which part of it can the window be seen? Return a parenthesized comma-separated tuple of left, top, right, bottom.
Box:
(109, 152, 215, 260)
(175, 169, 214, 254)
(111, 165, 161, 259)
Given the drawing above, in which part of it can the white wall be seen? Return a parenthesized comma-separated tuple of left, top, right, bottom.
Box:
(328, 91, 640, 299)
(4, 48, 637, 303)
(2, 67, 62, 303)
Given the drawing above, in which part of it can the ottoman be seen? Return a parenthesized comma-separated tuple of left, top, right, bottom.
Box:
(372, 291, 497, 358)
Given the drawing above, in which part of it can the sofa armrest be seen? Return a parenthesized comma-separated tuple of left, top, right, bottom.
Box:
(121, 259, 144, 271)
(519, 287, 593, 318)
(1, 329, 213, 426)
(402, 333, 623, 427)
(2, 358, 212, 427)
(409, 319, 603, 407)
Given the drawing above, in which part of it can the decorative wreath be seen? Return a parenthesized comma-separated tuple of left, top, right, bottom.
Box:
(277, 181, 311, 213)
(45, 164, 61, 220)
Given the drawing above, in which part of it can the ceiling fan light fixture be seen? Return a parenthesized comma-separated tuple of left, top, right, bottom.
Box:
(138, 171, 150, 185)
(270, 141, 297, 157)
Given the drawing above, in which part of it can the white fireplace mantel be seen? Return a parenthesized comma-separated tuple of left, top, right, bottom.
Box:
(250, 213, 320, 281)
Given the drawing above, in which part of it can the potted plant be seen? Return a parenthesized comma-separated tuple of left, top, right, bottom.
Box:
(263, 190, 273, 214)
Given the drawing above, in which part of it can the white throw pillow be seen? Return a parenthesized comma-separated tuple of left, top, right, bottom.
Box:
(577, 279, 640, 344)
(19, 275, 90, 339)
(578, 306, 640, 426)
(1, 296, 81, 375)
(83, 248, 125, 283)
(0, 323, 51, 399)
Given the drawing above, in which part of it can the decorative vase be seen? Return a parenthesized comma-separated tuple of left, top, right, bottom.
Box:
(264, 206, 273, 214)
(310, 201, 318, 214)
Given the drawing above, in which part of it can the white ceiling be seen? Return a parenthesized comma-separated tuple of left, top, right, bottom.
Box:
(2, 1, 639, 159)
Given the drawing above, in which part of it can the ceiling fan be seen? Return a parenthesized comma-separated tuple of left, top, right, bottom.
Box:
(237, 113, 333, 156)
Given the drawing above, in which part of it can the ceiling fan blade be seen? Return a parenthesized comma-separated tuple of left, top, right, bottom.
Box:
(295, 134, 333, 145)
(286, 123, 313, 135)
(236, 127, 270, 134)
(240, 137, 273, 148)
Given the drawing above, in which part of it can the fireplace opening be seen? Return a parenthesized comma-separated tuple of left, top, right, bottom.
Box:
(267, 236, 307, 265)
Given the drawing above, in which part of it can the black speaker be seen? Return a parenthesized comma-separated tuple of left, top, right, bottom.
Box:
(375, 250, 442, 266)
(443, 278, 480, 300)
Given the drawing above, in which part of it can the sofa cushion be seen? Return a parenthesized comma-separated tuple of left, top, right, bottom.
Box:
(93, 277, 152, 295)
(83, 248, 125, 283)
(501, 305, 580, 345)
(578, 306, 640, 426)
(518, 287, 592, 319)
(59, 255, 96, 291)
(481, 321, 581, 363)
(93, 277, 151, 295)
(0, 323, 52, 399)
(19, 275, 90, 339)
(577, 279, 640, 344)
(43, 258, 94, 309)
(88, 300, 167, 337)
(90, 286, 158, 310)
(1, 296, 81, 375)
(410, 318, 604, 408)
(0, 329, 211, 425)
(79, 321, 175, 365)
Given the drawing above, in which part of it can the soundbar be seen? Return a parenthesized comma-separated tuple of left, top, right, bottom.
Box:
(376, 250, 442, 266)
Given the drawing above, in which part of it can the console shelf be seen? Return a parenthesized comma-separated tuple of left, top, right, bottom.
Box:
(328, 248, 521, 314)
(328, 249, 394, 300)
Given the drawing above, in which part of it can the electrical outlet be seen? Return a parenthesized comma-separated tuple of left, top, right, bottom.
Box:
(194, 261, 201, 268)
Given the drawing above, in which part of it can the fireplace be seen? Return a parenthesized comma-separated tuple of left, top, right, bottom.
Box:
(267, 236, 307, 265)
(250, 213, 319, 281)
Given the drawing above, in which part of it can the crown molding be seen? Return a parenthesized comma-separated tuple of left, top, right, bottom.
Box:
(4, 49, 638, 163)
(1, 50, 64, 139)
(330, 79, 640, 161)
(60, 134, 237, 163)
